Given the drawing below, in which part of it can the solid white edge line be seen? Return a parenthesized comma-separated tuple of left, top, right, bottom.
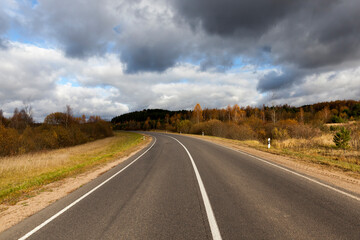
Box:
(167, 136, 222, 240)
(187, 135, 360, 202)
(18, 137, 157, 240)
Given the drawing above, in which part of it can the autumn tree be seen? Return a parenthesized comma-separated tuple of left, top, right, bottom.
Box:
(297, 107, 304, 124)
(81, 114, 87, 124)
(192, 103, 203, 124)
(260, 108, 266, 123)
(156, 119, 162, 129)
(320, 106, 331, 123)
(44, 112, 68, 125)
(0, 109, 3, 125)
(226, 105, 232, 122)
(88, 115, 102, 123)
(231, 104, 241, 123)
(9, 108, 33, 131)
(143, 117, 151, 130)
(270, 107, 277, 124)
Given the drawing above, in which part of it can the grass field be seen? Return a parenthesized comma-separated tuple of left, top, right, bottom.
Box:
(0, 131, 145, 205)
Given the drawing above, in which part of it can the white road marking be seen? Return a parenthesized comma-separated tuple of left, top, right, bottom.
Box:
(168, 136, 222, 240)
(189, 135, 360, 202)
(235, 149, 360, 202)
(18, 137, 157, 240)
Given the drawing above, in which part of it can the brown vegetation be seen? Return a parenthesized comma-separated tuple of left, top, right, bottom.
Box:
(112, 100, 360, 173)
(0, 106, 113, 157)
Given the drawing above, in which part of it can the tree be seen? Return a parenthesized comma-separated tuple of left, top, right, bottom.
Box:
(333, 127, 351, 150)
(192, 103, 203, 124)
(226, 105, 232, 122)
(65, 105, 73, 128)
(9, 108, 33, 131)
(297, 107, 304, 124)
(271, 107, 277, 124)
(156, 120, 162, 129)
(44, 112, 68, 125)
(0, 109, 3, 125)
(232, 104, 241, 123)
(88, 115, 102, 123)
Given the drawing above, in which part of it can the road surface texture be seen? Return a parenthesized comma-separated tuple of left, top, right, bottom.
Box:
(1, 132, 359, 240)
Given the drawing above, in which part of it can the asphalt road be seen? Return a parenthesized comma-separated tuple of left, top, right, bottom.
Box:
(1, 132, 360, 240)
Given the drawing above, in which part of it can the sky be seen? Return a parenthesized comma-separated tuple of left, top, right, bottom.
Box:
(0, 0, 360, 121)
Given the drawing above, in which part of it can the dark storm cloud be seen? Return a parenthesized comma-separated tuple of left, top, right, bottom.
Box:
(257, 67, 304, 92)
(22, 0, 117, 58)
(171, 0, 360, 91)
(14, 0, 360, 79)
(121, 44, 181, 73)
(172, 0, 301, 37)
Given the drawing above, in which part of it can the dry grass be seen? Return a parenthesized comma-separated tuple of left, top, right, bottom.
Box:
(252, 134, 360, 173)
(180, 131, 360, 175)
(0, 131, 144, 204)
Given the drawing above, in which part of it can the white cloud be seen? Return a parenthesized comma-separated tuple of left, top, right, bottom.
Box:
(1, 39, 360, 122)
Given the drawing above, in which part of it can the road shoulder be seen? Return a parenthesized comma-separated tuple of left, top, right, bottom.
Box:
(184, 134, 360, 196)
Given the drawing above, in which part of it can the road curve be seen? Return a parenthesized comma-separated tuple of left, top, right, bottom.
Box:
(1, 132, 359, 240)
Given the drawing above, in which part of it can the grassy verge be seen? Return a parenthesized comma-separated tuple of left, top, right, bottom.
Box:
(0, 131, 145, 205)
(180, 132, 360, 175)
(240, 140, 360, 173)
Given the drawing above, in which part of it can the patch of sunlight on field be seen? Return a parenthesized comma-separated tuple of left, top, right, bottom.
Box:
(0, 131, 144, 205)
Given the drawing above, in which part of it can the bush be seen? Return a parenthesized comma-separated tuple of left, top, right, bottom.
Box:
(0, 125, 20, 156)
(333, 127, 351, 149)
(272, 127, 289, 140)
(331, 115, 345, 123)
(177, 120, 192, 133)
(190, 120, 257, 140)
(0, 120, 113, 157)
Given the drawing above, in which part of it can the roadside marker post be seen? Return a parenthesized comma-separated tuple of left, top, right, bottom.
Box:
(268, 138, 271, 149)
(202, 132, 204, 136)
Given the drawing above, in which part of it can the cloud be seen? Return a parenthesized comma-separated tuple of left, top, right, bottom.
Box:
(0, 42, 265, 120)
(20, 0, 119, 58)
(0, 42, 128, 121)
(1, 0, 360, 121)
(171, 0, 360, 90)
(257, 66, 304, 92)
(172, 0, 301, 37)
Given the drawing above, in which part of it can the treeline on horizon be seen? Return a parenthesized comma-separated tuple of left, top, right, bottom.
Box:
(112, 100, 360, 146)
(0, 106, 113, 156)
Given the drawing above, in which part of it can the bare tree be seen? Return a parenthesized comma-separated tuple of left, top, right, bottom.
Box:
(65, 105, 73, 128)
(271, 107, 277, 124)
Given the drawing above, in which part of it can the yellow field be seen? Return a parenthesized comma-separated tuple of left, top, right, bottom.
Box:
(0, 131, 145, 205)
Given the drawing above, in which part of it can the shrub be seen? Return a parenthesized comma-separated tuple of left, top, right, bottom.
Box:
(0, 125, 20, 156)
(271, 127, 289, 140)
(331, 115, 345, 123)
(190, 120, 257, 140)
(333, 127, 351, 149)
(177, 120, 192, 133)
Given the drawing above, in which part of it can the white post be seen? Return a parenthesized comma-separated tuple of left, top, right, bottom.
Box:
(202, 131, 204, 136)
(268, 138, 271, 149)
